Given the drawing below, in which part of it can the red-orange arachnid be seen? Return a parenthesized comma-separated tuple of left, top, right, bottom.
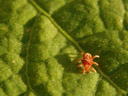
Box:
(75, 52, 99, 74)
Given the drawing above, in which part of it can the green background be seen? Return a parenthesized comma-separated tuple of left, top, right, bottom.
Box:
(0, 0, 128, 96)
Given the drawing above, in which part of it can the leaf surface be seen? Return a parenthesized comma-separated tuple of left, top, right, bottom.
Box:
(0, 0, 128, 96)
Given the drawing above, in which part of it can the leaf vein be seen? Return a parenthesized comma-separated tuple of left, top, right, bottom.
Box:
(24, 14, 40, 96)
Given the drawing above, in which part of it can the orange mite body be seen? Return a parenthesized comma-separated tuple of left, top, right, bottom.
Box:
(76, 52, 99, 74)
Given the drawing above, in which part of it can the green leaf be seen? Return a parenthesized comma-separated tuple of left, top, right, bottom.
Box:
(0, 0, 128, 96)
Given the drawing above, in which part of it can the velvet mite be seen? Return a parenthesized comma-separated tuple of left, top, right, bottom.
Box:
(75, 52, 99, 74)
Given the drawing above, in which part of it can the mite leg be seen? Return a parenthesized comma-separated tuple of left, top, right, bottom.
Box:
(77, 64, 82, 67)
(75, 59, 82, 64)
(93, 62, 99, 66)
(91, 67, 96, 72)
(87, 68, 91, 73)
(92, 55, 100, 59)
(81, 52, 84, 56)
(83, 68, 87, 74)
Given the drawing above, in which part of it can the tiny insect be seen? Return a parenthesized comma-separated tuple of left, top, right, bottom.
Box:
(75, 52, 99, 74)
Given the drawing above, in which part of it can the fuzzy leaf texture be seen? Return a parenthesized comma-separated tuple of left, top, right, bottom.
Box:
(0, 0, 128, 96)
